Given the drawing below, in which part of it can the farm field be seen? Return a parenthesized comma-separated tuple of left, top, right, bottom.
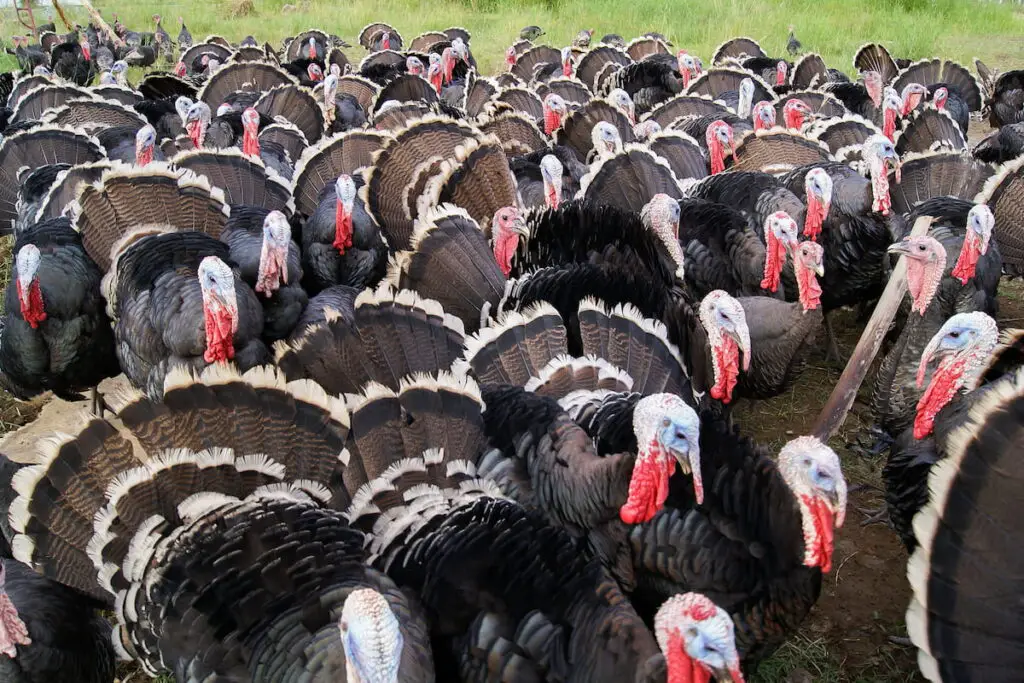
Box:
(0, 1, 1021, 682)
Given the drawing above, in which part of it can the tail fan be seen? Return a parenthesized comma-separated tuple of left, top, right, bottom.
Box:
(774, 90, 848, 119)
(358, 22, 403, 50)
(976, 156, 1024, 275)
(524, 355, 634, 400)
(580, 145, 686, 211)
(711, 37, 766, 64)
(91, 85, 144, 107)
(478, 111, 547, 156)
(372, 102, 436, 132)
(791, 53, 829, 90)
(554, 98, 636, 163)
(137, 73, 198, 101)
(172, 148, 295, 215)
(337, 74, 381, 112)
(258, 121, 309, 166)
(292, 129, 390, 217)
(415, 136, 519, 231)
(730, 129, 833, 174)
(388, 204, 505, 333)
(644, 93, 733, 129)
(535, 78, 593, 107)
(493, 87, 544, 124)
(44, 98, 148, 132)
(255, 83, 325, 145)
(892, 58, 982, 111)
(808, 114, 881, 154)
(457, 302, 568, 386)
(0, 125, 104, 235)
(372, 74, 440, 114)
(10, 84, 94, 124)
(854, 43, 899, 84)
(895, 108, 967, 156)
(197, 61, 298, 107)
(509, 45, 561, 84)
(647, 130, 709, 181)
(889, 151, 993, 217)
(685, 67, 775, 104)
(34, 161, 112, 225)
(574, 45, 633, 92)
(409, 31, 449, 52)
(625, 36, 669, 62)
(464, 75, 499, 119)
(979, 328, 1024, 384)
(70, 163, 230, 272)
(577, 297, 687, 394)
(6, 74, 52, 109)
(275, 284, 466, 395)
(364, 116, 478, 250)
(907, 369, 1024, 681)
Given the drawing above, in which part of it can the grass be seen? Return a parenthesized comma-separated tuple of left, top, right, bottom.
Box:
(0, 0, 1022, 681)
(0, 0, 1021, 76)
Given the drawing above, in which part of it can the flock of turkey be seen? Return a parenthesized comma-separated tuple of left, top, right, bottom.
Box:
(0, 12, 1020, 683)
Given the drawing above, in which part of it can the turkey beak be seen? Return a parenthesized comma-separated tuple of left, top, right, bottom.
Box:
(814, 261, 825, 278)
(887, 239, 910, 256)
(511, 214, 529, 237)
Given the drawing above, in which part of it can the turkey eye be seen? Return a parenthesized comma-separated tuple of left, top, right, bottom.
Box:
(662, 418, 671, 427)
(950, 331, 960, 338)
(340, 620, 348, 632)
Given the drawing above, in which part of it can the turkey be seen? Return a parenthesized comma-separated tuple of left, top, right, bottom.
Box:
(983, 68, 1024, 128)
(0, 217, 118, 404)
(906, 362, 1024, 682)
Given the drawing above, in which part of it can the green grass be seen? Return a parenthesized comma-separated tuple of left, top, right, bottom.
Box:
(0, 0, 1021, 76)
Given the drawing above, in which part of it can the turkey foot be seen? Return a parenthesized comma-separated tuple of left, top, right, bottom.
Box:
(90, 387, 109, 418)
(856, 504, 889, 526)
(823, 313, 846, 365)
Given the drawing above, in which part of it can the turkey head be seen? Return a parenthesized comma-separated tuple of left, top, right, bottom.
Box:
(255, 210, 292, 296)
(752, 101, 776, 131)
(778, 436, 847, 573)
(608, 88, 636, 124)
(542, 93, 568, 135)
(198, 256, 239, 363)
(881, 86, 903, 141)
(782, 99, 812, 131)
(0, 561, 31, 658)
(185, 101, 212, 148)
(802, 167, 832, 240)
(560, 45, 573, 77)
(241, 107, 261, 158)
(737, 78, 754, 119)
(699, 290, 751, 404)
(760, 211, 799, 293)
(540, 154, 564, 210)
(655, 592, 744, 683)
(900, 82, 928, 116)
(913, 312, 998, 439)
(15, 245, 46, 329)
(794, 240, 825, 312)
(491, 206, 527, 276)
(620, 393, 701, 525)
(135, 124, 157, 166)
(705, 120, 733, 175)
(340, 589, 403, 683)
(887, 234, 946, 315)
(863, 135, 900, 215)
(333, 174, 358, 255)
(641, 193, 685, 278)
(591, 121, 623, 160)
(951, 204, 994, 284)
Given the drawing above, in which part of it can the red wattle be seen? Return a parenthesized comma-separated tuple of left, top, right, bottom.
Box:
(710, 335, 739, 404)
(914, 359, 966, 439)
(242, 129, 260, 157)
(776, 68, 785, 86)
(562, 61, 572, 77)
(666, 630, 711, 683)
(796, 263, 822, 311)
(16, 280, 46, 329)
(543, 108, 561, 135)
(203, 305, 235, 363)
(136, 146, 153, 166)
(493, 234, 518, 277)
(951, 233, 981, 284)
(334, 201, 354, 254)
(619, 449, 674, 524)
(709, 142, 725, 175)
(186, 120, 202, 148)
(681, 70, 690, 88)
(760, 231, 785, 293)
(308, 44, 316, 60)
(382, 35, 390, 50)
(546, 185, 559, 209)
(804, 192, 825, 240)
(802, 494, 835, 573)
(784, 109, 803, 131)
(883, 109, 897, 142)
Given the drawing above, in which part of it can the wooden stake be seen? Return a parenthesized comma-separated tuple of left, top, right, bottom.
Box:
(78, 0, 124, 49)
(812, 215, 936, 441)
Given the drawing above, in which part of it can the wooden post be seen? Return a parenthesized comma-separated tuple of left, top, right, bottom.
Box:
(812, 215, 935, 441)
(79, 0, 124, 49)
(15, 0, 37, 35)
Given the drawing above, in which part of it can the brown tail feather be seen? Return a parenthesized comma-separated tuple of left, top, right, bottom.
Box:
(791, 53, 829, 89)
(892, 58, 983, 111)
(172, 148, 295, 215)
(509, 45, 561, 83)
(535, 78, 593, 107)
(364, 116, 478, 250)
(258, 122, 308, 166)
(337, 75, 380, 111)
(575, 45, 632, 91)
(372, 74, 439, 114)
(809, 114, 880, 154)
(197, 61, 297, 107)
(255, 83, 325, 145)
(978, 157, 1024, 275)
(464, 76, 499, 119)
(70, 162, 230, 272)
(626, 37, 668, 62)
(685, 67, 774, 104)
(523, 354, 633, 399)
(276, 284, 466, 395)
(494, 87, 543, 124)
(10, 84, 93, 124)
(645, 94, 732, 129)
(45, 98, 148, 131)
(388, 204, 505, 333)
(647, 131, 709, 182)
(373, 102, 436, 132)
(577, 297, 687, 395)
(456, 302, 568, 386)
(416, 136, 519, 232)
(774, 90, 848, 119)
(478, 111, 547, 156)
(711, 36, 766, 64)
